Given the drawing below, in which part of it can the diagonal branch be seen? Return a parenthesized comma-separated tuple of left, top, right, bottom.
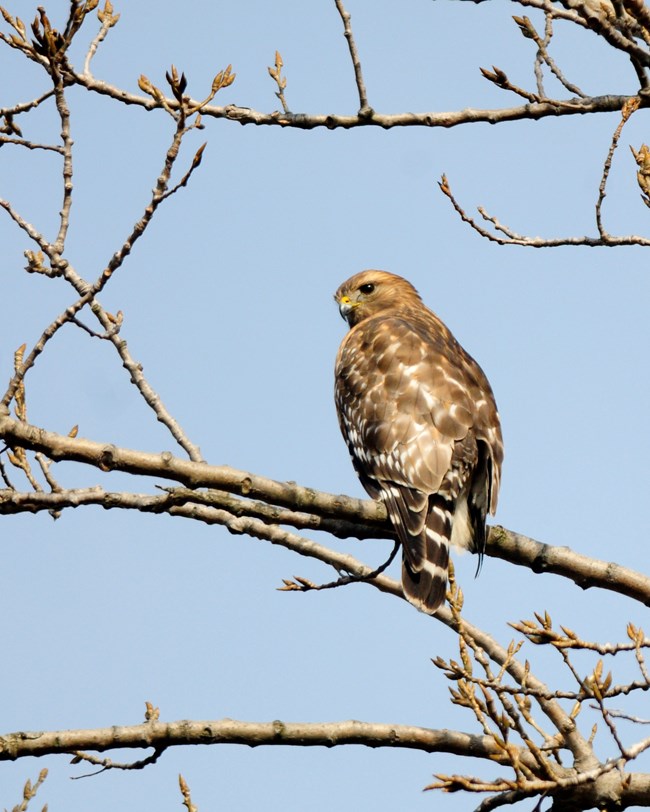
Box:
(333, 0, 372, 115)
(0, 123, 206, 460)
(596, 95, 640, 237)
(488, 525, 650, 606)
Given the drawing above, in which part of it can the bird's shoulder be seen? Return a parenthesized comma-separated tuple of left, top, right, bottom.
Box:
(337, 307, 455, 365)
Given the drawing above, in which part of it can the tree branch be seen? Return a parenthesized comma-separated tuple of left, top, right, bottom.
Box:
(488, 526, 650, 606)
(333, 0, 372, 115)
(71, 68, 636, 128)
(0, 718, 553, 768)
(1, 412, 649, 606)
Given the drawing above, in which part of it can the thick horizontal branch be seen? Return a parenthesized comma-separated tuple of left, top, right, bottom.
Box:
(72, 71, 635, 129)
(0, 718, 539, 769)
(0, 407, 384, 523)
(1, 411, 649, 606)
(4, 717, 650, 808)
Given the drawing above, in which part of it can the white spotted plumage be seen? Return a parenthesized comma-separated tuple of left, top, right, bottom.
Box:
(334, 270, 503, 614)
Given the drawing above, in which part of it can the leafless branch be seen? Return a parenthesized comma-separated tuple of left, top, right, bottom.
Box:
(438, 173, 650, 248)
(71, 747, 163, 776)
(0, 100, 207, 461)
(69, 67, 636, 128)
(2, 4, 650, 808)
(0, 197, 55, 253)
(7, 768, 49, 812)
(1, 414, 649, 606)
(520, 0, 650, 68)
(82, 0, 119, 77)
(179, 775, 197, 812)
(480, 64, 541, 102)
(333, 0, 371, 115)
(488, 525, 650, 606)
(279, 540, 400, 593)
(267, 50, 290, 113)
(515, 13, 587, 97)
(596, 95, 641, 237)
(597, 708, 650, 724)
(0, 717, 537, 765)
(0, 135, 63, 152)
(0, 88, 56, 117)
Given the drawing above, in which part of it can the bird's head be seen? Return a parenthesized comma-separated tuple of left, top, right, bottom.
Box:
(334, 270, 422, 327)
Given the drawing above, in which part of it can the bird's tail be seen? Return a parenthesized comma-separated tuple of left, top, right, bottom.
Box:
(401, 524, 450, 615)
(383, 486, 452, 615)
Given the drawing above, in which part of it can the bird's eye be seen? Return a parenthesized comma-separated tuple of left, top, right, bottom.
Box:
(359, 283, 375, 295)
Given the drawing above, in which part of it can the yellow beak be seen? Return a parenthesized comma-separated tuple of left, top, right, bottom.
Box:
(338, 294, 358, 321)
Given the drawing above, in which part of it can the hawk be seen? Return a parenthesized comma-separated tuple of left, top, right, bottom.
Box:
(334, 271, 503, 614)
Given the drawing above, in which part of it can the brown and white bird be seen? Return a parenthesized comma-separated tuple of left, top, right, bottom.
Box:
(334, 271, 503, 614)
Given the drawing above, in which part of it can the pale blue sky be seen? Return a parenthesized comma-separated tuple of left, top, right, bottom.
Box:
(1, 1, 650, 810)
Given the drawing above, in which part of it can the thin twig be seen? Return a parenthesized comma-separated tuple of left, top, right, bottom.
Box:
(267, 51, 290, 113)
(518, 13, 586, 98)
(0, 197, 55, 253)
(480, 65, 540, 103)
(438, 173, 650, 247)
(83, 8, 118, 77)
(1, 294, 96, 409)
(519, 0, 650, 67)
(0, 88, 56, 117)
(333, 0, 372, 115)
(71, 747, 163, 776)
(595, 708, 650, 724)
(280, 540, 400, 593)
(596, 95, 640, 237)
(52, 78, 74, 255)
(34, 451, 60, 492)
(0, 450, 16, 488)
(534, 14, 550, 97)
(0, 136, 64, 152)
(594, 699, 629, 758)
(0, 116, 206, 460)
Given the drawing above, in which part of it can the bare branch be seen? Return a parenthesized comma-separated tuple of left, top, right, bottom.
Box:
(0, 135, 63, 152)
(0, 89, 56, 117)
(179, 775, 197, 812)
(52, 77, 73, 254)
(438, 173, 650, 248)
(480, 64, 540, 102)
(0, 115, 206, 460)
(488, 525, 650, 607)
(514, 13, 587, 97)
(7, 768, 49, 812)
(70, 68, 636, 128)
(520, 0, 650, 68)
(82, 0, 119, 77)
(333, 0, 372, 115)
(71, 747, 163, 775)
(267, 50, 290, 113)
(596, 95, 641, 237)
(1, 415, 649, 607)
(279, 540, 400, 594)
(597, 708, 650, 724)
(0, 718, 551, 766)
(0, 197, 55, 253)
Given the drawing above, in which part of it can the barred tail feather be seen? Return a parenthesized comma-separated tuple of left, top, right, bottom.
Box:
(401, 541, 448, 614)
(400, 496, 452, 614)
